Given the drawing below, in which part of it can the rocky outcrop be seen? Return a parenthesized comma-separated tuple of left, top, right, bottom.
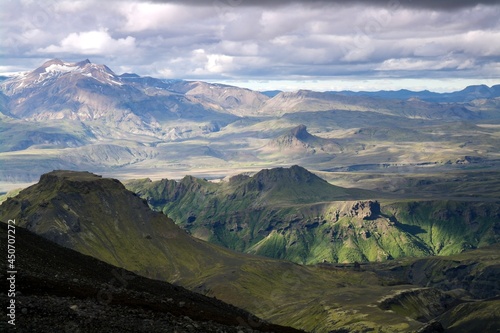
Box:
(266, 125, 316, 152)
(265, 125, 341, 154)
(347, 201, 380, 220)
(407, 258, 500, 299)
(367, 244, 500, 302)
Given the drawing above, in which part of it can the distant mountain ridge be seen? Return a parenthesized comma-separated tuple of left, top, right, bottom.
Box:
(259, 89, 479, 119)
(1, 59, 499, 184)
(0, 59, 268, 121)
(4, 60, 498, 103)
(0, 59, 239, 126)
(331, 84, 500, 103)
(2, 59, 496, 121)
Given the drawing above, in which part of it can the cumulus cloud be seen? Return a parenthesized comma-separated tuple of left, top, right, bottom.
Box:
(39, 30, 136, 56)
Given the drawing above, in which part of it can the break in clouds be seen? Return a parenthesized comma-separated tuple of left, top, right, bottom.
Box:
(1, 0, 500, 90)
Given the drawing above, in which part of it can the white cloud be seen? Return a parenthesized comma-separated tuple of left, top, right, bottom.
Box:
(39, 30, 136, 55)
(119, 2, 212, 32)
(1, 0, 499, 89)
(188, 49, 237, 75)
(55, 0, 92, 13)
(206, 54, 234, 73)
(462, 30, 500, 56)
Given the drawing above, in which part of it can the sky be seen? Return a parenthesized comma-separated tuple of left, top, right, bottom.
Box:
(1, 0, 500, 92)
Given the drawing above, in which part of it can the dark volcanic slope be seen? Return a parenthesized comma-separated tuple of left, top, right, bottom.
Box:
(0, 223, 302, 333)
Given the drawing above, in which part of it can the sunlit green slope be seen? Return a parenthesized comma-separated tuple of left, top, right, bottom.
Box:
(127, 166, 500, 264)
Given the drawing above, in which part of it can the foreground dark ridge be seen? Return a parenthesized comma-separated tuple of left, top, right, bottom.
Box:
(0, 223, 303, 333)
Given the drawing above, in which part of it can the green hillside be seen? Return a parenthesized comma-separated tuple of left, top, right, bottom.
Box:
(126, 166, 500, 265)
(383, 200, 500, 255)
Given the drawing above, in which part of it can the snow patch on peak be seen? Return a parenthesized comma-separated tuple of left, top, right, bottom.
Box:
(45, 63, 81, 74)
(41, 59, 65, 67)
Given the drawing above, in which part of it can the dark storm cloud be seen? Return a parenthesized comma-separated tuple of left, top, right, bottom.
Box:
(148, 0, 500, 10)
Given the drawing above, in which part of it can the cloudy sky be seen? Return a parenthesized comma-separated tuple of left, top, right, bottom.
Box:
(2, 0, 500, 91)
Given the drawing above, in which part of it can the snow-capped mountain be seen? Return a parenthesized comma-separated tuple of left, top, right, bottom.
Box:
(0, 59, 269, 125)
(1, 59, 122, 95)
(0, 59, 244, 127)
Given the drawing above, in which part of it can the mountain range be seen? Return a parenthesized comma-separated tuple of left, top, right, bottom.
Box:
(330, 84, 500, 103)
(1, 59, 500, 185)
(1, 170, 499, 332)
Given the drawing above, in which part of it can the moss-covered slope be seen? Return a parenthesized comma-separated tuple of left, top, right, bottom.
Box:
(126, 166, 500, 265)
(0, 223, 302, 333)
